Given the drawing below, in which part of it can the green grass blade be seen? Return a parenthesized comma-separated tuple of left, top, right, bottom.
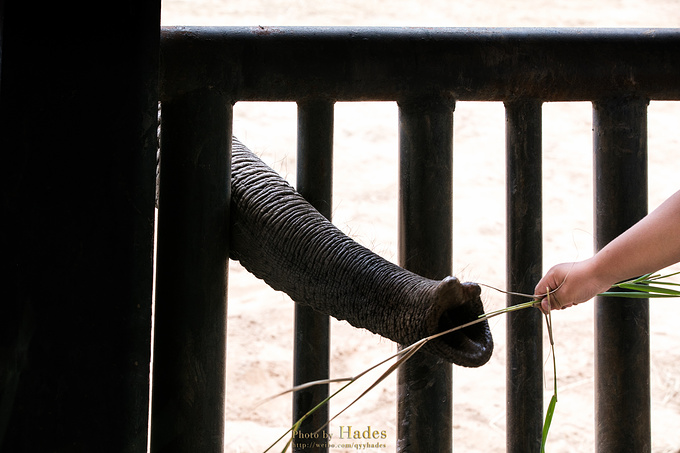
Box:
(318, 340, 428, 433)
(646, 280, 680, 287)
(254, 377, 354, 409)
(263, 380, 355, 453)
(629, 272, 655, 283)
(598, 291, 676, 298)
(616, 283, 680, 296)
(599, 272, 680, 298)
(643, 271, 680, 282)
(540, 304, 558, 452)
(540, 394, 558, 453)
(262, 338, 429, 452)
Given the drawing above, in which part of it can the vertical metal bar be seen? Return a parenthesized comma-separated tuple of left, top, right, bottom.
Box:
(151, 90, 231, 453)
(293, 100, 334, 452)
(397, 96, 454, 452)
(593, 97, 650, 453)
(505, 99, 544, 453)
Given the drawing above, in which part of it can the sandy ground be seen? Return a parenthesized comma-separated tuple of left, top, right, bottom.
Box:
(161, 2, 680, 451)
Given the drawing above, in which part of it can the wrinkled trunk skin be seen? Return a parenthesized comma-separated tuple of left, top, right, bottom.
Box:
(229, 138, 493, 367)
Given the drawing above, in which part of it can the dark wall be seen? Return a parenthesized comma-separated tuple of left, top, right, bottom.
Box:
(0, 1, 160, 451)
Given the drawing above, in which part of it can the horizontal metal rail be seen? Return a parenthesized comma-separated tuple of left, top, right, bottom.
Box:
(160, 27, 680, 102)
(156, 26, 680, 453)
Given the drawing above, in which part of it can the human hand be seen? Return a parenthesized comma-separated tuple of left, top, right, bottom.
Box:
(534, 259, 612, 313)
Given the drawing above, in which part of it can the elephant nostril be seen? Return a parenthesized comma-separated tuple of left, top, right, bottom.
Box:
(428, 300, 493, 367)
(437, 306, 486, 351)
(426, 277, 493, 366)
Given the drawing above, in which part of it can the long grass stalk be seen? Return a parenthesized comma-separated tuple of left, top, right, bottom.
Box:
(263, 299, 539, 452)
(262, 272, 680, 453)
(540, 291, 558, 453)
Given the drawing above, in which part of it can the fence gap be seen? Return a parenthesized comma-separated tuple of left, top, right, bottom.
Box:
(396, 96, 455, 451)
(293, 100, 335, 451)
(593, 96, 651, 453)
(505, 99, 544, 452)
(151, 90, 232, 452)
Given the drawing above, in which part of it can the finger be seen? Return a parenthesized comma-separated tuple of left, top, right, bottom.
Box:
(540, 298, 551, 314)
(534, 283, 547, 298)
(545, 286, 565, 311)
(552, 294, 564, 310)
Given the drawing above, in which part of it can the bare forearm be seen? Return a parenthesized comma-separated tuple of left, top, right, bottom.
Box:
(591, 189, 680, 286)
(535, 190, 680, 312)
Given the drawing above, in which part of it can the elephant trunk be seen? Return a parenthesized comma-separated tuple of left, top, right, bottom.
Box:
(229, 138, 493, 367)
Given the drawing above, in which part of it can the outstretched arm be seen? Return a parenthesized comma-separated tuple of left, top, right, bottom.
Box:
(535, 189, 680, 312)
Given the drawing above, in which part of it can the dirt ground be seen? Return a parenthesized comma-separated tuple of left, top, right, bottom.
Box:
(161, 2, 680, 451)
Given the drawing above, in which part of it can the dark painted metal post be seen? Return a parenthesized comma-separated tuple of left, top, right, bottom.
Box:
(151, 91, 231, 453)
(293, 100, 334, 452)
(397, 96, 454, 452)
(505, 100, 544, 452)
(0, 2, 159, 451)
(593, 97, 650, 453)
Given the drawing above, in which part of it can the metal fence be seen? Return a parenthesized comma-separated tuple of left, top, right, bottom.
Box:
(153, 27, 680, 452)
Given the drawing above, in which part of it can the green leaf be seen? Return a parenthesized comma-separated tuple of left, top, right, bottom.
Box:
(645, 271, 680, 282)
(598, 291, 676, 298)
(540, 394, 558, 453)
(617, 283, 680, 296)
(539, 308, 558, 453)
(599, 273, 680, 299)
